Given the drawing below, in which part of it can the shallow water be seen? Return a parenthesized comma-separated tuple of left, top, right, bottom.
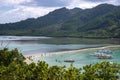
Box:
(37, 47, 120, 68)
(0, 36, 120, 67)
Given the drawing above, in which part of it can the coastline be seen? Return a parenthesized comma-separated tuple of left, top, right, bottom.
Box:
(24, 45, 120, 63)
(46, 45, 120, 56)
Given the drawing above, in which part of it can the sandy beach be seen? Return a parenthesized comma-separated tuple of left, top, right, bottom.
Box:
(42, 45, 120, 56)
(24, 45, 120, 63)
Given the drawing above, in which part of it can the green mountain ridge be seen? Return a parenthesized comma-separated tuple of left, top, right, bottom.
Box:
(0, 4, 120, 38)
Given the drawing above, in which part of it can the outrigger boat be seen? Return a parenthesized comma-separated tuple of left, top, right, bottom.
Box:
(97, 54, 112, 59)
(64, 59, 75, 62)
(90, 49, 113, 59)
(98, 49, 112, 54)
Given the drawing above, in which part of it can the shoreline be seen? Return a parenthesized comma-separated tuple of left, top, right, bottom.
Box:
(24, 45, 120, 63)
(46, 45, 120, 56)
(26, 45, 120, 59)
(1, 35, 120, 39)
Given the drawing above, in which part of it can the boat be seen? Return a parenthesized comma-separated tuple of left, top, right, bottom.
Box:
(97, 54, 112, 59)
(64, 59, 75, 62)
(98, 49, 112, 54)
(90, 49, 113, 59)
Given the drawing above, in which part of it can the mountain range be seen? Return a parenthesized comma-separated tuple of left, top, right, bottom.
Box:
(0, 4, 120, 38)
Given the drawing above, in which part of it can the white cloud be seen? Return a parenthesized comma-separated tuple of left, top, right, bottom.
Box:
(107, 0, 120, 5)
(0, 6, 58, 23)
(2, 0, 32, 5)
(22, 0, 70, 7)
(67, 0, 101, 9)
(0, 0, 120, 23)
(67, 0, 120, 9)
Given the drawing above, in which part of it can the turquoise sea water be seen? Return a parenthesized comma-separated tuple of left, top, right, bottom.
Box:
(0, 36, 120, 67)
(35, 47, 120, 68)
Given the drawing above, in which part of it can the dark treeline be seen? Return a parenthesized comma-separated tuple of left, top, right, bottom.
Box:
(0, 48, 120, 80)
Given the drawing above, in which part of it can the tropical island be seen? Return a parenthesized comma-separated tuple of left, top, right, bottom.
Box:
(0, 4, 120, 38)
(0, 1, 120, 80)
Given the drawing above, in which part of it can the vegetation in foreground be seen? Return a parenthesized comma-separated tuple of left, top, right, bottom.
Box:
(0, 48, 120, 80)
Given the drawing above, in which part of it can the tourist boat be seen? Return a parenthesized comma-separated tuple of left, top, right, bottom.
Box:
(97, 54, 112, 59)
(90, 49, 113, 59)
(64, 59, 75, 62)
(98, 49, 112, 54)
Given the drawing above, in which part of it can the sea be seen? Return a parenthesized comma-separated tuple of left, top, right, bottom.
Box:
(0, 36, 120, 67)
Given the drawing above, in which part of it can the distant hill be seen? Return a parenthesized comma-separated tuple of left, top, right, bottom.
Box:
(0, 4, 120, 38)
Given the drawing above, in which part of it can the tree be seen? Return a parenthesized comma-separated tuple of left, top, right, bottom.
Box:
(0, 48, 25, 66)
(0, 48, 120, 80)
(81, 62, 120, 80)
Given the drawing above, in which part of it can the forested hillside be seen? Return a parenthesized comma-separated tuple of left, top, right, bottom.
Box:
(0, 4, 120, 38)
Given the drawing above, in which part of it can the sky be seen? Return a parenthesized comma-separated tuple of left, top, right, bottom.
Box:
(0, 0, 120, 24)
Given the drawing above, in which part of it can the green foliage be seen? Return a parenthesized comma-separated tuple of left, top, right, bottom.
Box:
(65, 64, 81, 80)
(0, 48, 25, 66)
(0, 48, 120, 80)
(81, 62, 120, 80)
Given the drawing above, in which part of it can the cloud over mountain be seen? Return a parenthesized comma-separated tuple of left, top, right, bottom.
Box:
(0, 0, 120, 23)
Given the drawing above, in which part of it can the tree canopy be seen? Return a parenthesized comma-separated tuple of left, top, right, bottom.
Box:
(0, 48, 120, 80)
